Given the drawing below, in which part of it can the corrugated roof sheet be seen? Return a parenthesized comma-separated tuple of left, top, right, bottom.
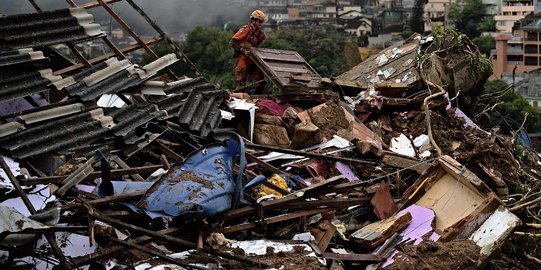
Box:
(108, 103, 167, 137)
(164, 76, 210, 95)
(0, 4, 220, 160)
(177, 87, 226, 137)
(0, 8, 103, 49)
(0, 48, 47, 67)
(61, 55, 178, 101)
(0, 68, 62, 103)
(0, 102, 170, 158)
(0, 109, 112, 158)
(337, 39, 420, 86)
(522, 19, 541, 30)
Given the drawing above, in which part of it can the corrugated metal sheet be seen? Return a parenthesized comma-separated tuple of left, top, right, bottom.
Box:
(249, 48, 327, 91)
(0, 109, 112, 159)
(62, 55, 177, 101)
(157, 96, 186, 117)
(108, 103, 167, 137)
(177, 87, 226, 137)
(0, 102, 171, 158)
(0, 48, 47, 67)
(337, 40, 420, 88)
(0, 68, 62, 103)
(164, 76, 210, 95)
(0, 8, 103, 49)
(64, 69, 140, 101)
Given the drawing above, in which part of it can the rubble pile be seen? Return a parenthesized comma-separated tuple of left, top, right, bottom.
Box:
(0, 5, 540, 270)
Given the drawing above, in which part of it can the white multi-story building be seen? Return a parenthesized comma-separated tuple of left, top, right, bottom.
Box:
(495, 0, 537, 33)
(423, 0, 451, 32)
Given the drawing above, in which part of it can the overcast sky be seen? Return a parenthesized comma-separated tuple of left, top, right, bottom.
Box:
(0, 0, 251, 35)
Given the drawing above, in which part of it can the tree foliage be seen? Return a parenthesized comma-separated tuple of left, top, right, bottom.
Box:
(448, 0, 487, 39)
(263, 26, 359, 77)
(410, 0, 427, 34)
(462, 80, 541, 133)
(472, 35, 495, 56)
(146, 26, 360, 89)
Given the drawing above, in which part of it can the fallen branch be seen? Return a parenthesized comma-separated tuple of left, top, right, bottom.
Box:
(526, 223, 541, 229)
(509, 196, 541, 212)
(525, 254, 541, 265)
(423, 80, 446, 157)
(513, 231, 541, 237)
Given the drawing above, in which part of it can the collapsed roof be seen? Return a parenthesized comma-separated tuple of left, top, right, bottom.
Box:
(0, 1, 540, 270)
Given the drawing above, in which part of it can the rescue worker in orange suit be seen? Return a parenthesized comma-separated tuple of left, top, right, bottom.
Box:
(230, 10, 267, 92)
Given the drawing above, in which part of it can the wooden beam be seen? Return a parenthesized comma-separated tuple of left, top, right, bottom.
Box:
(54, 37, 161, 76)
(219, 208, 333, 234)
(19, 164, 163, 186)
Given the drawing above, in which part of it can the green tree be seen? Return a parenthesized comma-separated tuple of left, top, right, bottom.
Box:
(463, 80, 541, 133)
(180, 26, 236, 87)
(477, 16, 497, 32)
(145, 26, 360, 89)
(410, 0, 427, 34)
(448, 0, 487, 39)
(472, 35, 495, 56)
(264, 26, 358, 77)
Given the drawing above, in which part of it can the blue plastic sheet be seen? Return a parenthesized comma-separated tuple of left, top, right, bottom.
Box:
(136, 136, 246, 217)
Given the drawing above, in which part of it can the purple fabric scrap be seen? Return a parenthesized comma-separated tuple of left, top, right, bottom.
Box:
(382, 204, 439, 267)
(335, 162, 359, 181)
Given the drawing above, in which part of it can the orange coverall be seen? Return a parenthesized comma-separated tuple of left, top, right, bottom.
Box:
(230, 24, 267, 92)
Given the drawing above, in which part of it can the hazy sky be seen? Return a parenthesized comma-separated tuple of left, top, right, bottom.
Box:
(0, 0, 251, 35)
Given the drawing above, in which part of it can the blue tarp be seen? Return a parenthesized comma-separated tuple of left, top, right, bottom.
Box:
(97, 135, 246, 218)
(137, 136, 246, 217)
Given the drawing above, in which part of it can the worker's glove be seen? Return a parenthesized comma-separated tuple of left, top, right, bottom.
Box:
(240, 47, 250, 56)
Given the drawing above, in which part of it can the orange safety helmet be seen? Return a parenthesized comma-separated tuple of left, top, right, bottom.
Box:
(250, 10, 266, 22)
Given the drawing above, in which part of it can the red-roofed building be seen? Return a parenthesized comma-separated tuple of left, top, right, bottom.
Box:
(491, 19, 541, 79)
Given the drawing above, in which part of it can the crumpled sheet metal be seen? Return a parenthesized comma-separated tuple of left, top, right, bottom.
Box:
(137, 137, 246, 217)
(0, 204, 47, 246)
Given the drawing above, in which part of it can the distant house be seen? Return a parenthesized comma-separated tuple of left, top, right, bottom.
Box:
(502, 68, 541, 111)
(368, 24, 404, 48)
(491, 19, 541, 80)
(339, 9, 363, 19)
(344, 17, 372, 36)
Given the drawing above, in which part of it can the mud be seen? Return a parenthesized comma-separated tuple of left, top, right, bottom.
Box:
(308, 101, 350, 141)
(385, 107, 537, 195)
(386, 240, 480, 270)
(174, 245, 326, 270)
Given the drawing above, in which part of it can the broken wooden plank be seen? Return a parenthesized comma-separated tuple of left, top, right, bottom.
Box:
(322, 252, 384, 262)
(71, 227, 180, 267)
(111, 155, 145, 181)
(288, 197, 370, 209)
(312, 220, 336, 252)
(381, 151, 432, 174)
(211, 176, 346, 222)
(291, 74, 313, 82)
(89, 213, 270, 268)
(219, 208, 333, 234)
(371, 184, 397, 220)
(350, 211, 412, 248)
(158, 141, 184, 162)
(19, 164, 164, 185)
(60, 190, 145, 211)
